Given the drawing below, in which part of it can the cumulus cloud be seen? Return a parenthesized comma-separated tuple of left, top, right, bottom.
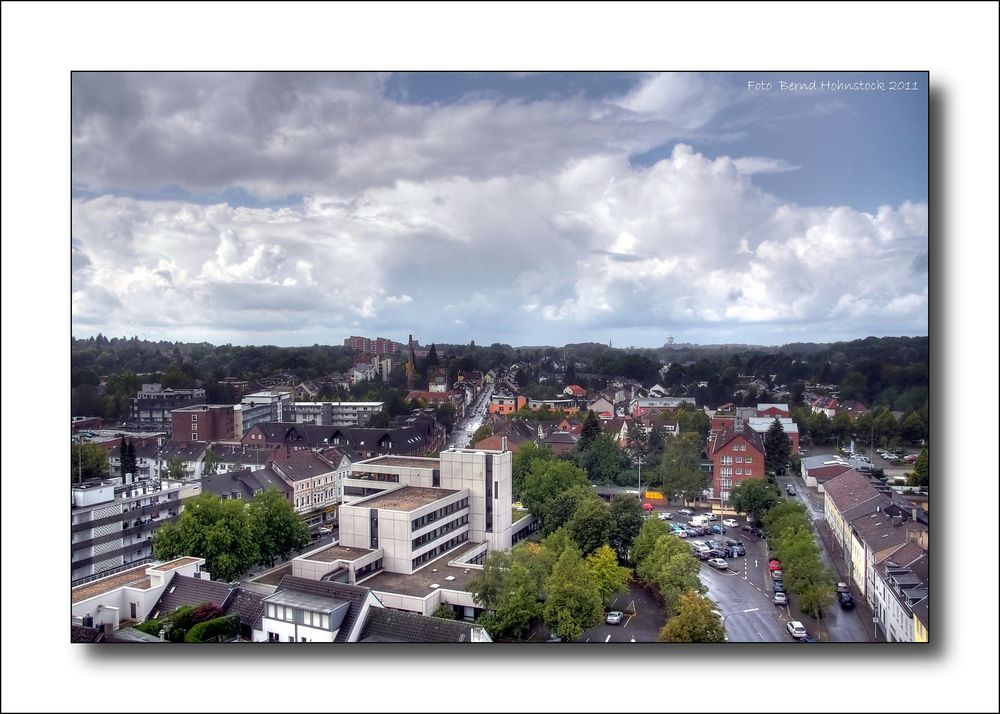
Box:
(70, 74, 927, 346)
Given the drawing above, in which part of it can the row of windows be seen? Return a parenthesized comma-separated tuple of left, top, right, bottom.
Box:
(412, 515, 469, 549)
(351, 472, 400, 483)
(411, 531, 469, 569)
(266, 603, 331, 630)
(355, 558, 383, 580)
(720, 455, 754, 466)
(411, 498, 469, 531)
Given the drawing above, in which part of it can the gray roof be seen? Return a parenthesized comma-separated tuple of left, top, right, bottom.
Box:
(149, 574, 235, 621)
(824, 469, 883, 513)
(359, 608, 487, 643)
(225, 588, 267, 630)
(274, 575, 374, 642)
(71, 625, 105, 643)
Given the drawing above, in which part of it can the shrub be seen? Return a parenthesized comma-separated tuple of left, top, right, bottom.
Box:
(183, 614, 240, 642)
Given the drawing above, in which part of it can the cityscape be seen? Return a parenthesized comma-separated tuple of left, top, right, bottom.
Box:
(3, 1, 998, 710)
(66, 69, 932, 648)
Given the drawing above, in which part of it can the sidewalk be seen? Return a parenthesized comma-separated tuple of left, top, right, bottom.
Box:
(814, 519, 880, 642)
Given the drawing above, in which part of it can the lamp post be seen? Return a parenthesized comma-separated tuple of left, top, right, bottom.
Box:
(719, 607, 759, 640)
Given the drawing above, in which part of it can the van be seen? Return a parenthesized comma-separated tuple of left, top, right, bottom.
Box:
(690, 515, 709, 527)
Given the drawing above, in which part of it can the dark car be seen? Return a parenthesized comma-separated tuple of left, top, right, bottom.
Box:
(725, 539, 741, 547)
(695, 551, 712, 561)
(838, 592, 856, 609)
(727, 546, 745, 558)
(773, 580, 786, 593)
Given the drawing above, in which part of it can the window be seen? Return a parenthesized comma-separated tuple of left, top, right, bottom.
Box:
(745, 456, 753, 463)
(192, 432, 198, 441)
(267, 632, 279, 642)
(735, 456, 743, 463)
(192, 414, 198, 422)
(721, 456, 732, 466)
(735, 468, 742, 475)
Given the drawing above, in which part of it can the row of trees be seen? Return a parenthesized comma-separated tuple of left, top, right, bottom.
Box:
(761, 499, 836, 617)
(790, 405, 929, 449)
(471, 531, 631, 641)
(153, 489, 311, 582)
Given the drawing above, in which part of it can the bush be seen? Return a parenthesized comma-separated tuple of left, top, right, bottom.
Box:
(431, 605, 456, 620)
(183, 614, 240, 642)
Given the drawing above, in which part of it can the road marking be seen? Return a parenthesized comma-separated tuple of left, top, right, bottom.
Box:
(605, 635, 611, 643)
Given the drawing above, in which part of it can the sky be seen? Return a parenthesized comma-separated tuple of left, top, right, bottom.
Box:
(71, 71, 928, 349)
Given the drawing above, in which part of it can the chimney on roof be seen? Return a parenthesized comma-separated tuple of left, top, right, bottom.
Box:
(891, 515, 903, 527)
(911, 507, 918, 522)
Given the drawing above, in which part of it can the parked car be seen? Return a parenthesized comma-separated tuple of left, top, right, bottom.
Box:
(838, 592, 856, 609)
(904, 454, 919, 463)
(679, 508, 694, 516)
(725, 539, 741, 547)
(773, 580, 786, 593)
(707, 558, 729, 570)
(318, 525, 333, 535)
(772, 591, 788, 605)
(722, 518, 739, 528)
(769, 559, 782, 571)
(677, 530, 689, 538)
(695, 551, 712, 561)
(658, 512, 673, 520)
(836, 582, 850, 593)
(703, 513, 718, 521)
(706, 539, 722, 549)
(710, 524, 726, 534)
(606, 611, 624, 625)
(772, 570, 783, 580)
(727, 545, 745, 558)
(785, 485, 796, 496)
(787, 621, 808, 639)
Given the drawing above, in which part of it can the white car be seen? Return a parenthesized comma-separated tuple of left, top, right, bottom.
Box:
(722, 518, 739, 528)
(606, 611, 624, 625)
(678, 508, 694, 516)
(318, 526, 333, 535)
(703, 513, 718, 521)
(786, 621, 808, 639)
(706, 558, 729, 570)
(657, 512, 673, 521)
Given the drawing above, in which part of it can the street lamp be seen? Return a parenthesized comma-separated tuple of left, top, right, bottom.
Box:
(719, 607, 759, 640)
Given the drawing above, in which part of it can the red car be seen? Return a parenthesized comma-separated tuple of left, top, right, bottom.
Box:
(768, 559, 781, 571)
(903, 454, 919, 463)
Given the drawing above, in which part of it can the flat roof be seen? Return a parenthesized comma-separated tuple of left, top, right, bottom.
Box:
(249, 563, 293, 586)
(149, 557, 201, 572)
(363, 541, 484, 597)
(72, 566, 153, 604)
(362, 455, 439, 469)
(357, 486, 459, 512)
(301, 544, 374, 564)
(265, 589, 348, 614)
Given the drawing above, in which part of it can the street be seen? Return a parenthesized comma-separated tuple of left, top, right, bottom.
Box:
(446, 382, 494, 449)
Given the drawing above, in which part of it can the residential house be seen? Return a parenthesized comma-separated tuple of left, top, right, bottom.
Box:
(283, 401, 385, 427)
(563, 384, 586, 398)
(747, 416, 800, 454)
(708, 423, 766, 505)
(71, 480, 187, 582)
(200, 466, 292, 504)
(488, 394, 526, 415)
(255, 575, 381, 643)
(151, 441, 210, 481)
(129, 384, 206, 432)
(542, 430, 579, 456)
(171, 404, 236, 443)
(71, 556, 208, 631)
(630, 396, 697, 418)
(271, 451, 340, 526)
(870, 541, 928, 642)
(800, 454, 855, 490)
(756, 403, 790, 418)
(839, 400, 870, 420)
(586, 395, 616, 420)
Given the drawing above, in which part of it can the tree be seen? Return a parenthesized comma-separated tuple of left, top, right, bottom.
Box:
(730, 478, 781, 525)
(470, 550, 513, 612)
(542, 484, 598, 536)
(543, 546, 603, 641)
(657, 589, 726, 643)
(123, 440, 137, 480)
(764, 418, 791, 475)
(586, 545, 631, 604)
(630, 518, 670, 567)
(660, 432, 708, 504)
(674, 406, 710, 442)
(248, 487, 311, 567)
(636, 534, 702, 615)
(566, 497, 611, 555)
(582, 432, 626, 484)
(202, 448, 222, 476)
(493, 558, 543, 639)
(426, 343, 439, 368)
(431, 605, 457, 620)
(166, 456, 187, 481)
(470, 424, 492, 445)
(608, 495, 644, 563)
(71, 441, 110, 484)
(578, 410, 603, 451)
(153, 493, 260, 582)
(520, 459, 589, 523)
(912, 448, 929, 489)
